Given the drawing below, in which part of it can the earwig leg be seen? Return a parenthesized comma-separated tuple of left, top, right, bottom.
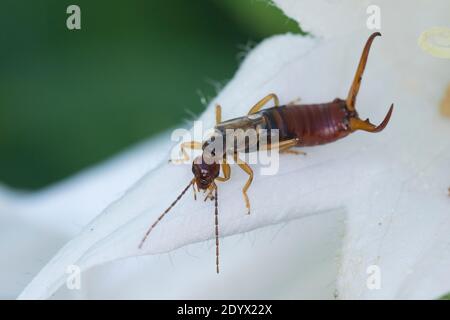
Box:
(260, 138, 306, 156)
(260, 138, 304, 153)
(248, 93, 280, 115)
(170, 141, 202, 163)
(276, 139, 306, 155)
(215, 104, 222, 124)
(215, 159, 231, 182)
(233, 154, 253, 214)
(280, 148, 306, 155)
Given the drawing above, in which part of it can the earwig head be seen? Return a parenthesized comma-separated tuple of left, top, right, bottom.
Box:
(345, 32, 394, 133)
(192, 155, 220, 190)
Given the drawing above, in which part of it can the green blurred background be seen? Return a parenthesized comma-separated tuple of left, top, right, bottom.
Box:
(0, 0, 300, 190)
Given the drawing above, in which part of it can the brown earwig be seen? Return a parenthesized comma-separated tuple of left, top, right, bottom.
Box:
(139, 32, 394, 273)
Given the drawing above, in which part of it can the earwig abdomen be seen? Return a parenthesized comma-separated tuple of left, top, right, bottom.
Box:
(261, 98, 353, 146)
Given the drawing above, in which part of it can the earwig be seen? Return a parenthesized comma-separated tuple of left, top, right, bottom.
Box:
(139, 32, 394, 273)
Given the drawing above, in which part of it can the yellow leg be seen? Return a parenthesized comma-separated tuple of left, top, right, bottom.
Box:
(233, 154, 253, 214)
(248, 93, 280, 115)
(215, 159, 231, 182)
(280, 148, 306, 155)
(260, 138, 306, 155)
(216, 104, 222, 124)
(170, 141, 202, 163)
(260, 138, 296, 151)
(277, 139, 306, 155)
(279, 142, 306, 155)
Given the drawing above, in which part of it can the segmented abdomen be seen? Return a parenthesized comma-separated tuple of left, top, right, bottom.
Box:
(261, 99, 351, 146)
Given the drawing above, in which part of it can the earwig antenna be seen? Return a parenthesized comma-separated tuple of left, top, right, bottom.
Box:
(192, 183, 197, 200)
(214, 186, 220, 274)
(139, 180, 194, 249)
(347, 32, 381, 111)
